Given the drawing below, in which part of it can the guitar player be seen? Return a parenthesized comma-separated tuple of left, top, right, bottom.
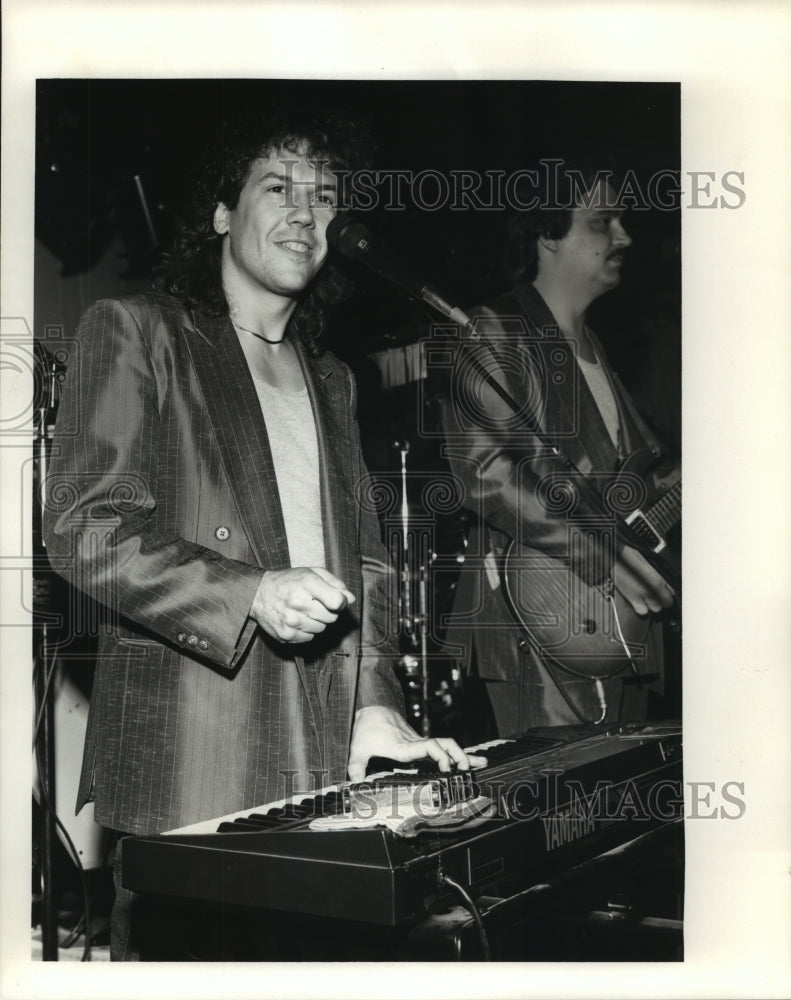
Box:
(441, 164, 679, 736)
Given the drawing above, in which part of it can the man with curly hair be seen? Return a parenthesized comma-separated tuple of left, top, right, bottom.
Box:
(43, 108, 482, 959)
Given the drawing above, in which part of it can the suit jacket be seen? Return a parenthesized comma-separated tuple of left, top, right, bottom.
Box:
(439, 283, 675, 726)
(43, 293, 403, 835)
(442, 283, 671, 587)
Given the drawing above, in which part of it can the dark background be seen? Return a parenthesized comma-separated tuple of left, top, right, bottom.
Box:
(35, 78, 680, 450)
(34, 76, 681, 702)
(34, 75, 682, 706)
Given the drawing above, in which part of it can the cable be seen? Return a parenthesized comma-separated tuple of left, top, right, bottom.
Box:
(541, 656, 607, 726)
(33, 710, 93, 961)
(31, 642, 60, 749)
(437, 871, 491, 960)
(59, 912, 86, 950)
(501, 540, 638, 726)
(502, 543, 631, 682)
(607, 592, 640, 676)
(593, 679, 607, 724)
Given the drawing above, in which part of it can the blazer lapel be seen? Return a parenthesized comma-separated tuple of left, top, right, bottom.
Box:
(293, 340, 361, 757)
(182, 310, 292, 572)
(292, 341, 354, 587)
(513, 283, 621, 476)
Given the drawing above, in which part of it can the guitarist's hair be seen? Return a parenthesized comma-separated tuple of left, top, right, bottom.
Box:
(504, 157, 622, 285)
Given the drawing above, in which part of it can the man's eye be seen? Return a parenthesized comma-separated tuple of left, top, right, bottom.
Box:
(265, 184, 286, 194)
(313, 193, 337, 207)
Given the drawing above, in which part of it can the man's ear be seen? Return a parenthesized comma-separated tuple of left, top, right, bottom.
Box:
(537, 234, 559, 254)
(213, 203, 230, 235)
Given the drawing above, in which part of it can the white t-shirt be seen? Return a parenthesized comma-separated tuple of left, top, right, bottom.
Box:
(577, 350, 623, 458)
(251, 375, 325, 569)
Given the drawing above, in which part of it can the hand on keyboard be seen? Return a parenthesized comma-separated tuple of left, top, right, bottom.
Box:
(347, 706, 487, 782)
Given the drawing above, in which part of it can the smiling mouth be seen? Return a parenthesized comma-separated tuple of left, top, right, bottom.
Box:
(278, 241, 313, 255)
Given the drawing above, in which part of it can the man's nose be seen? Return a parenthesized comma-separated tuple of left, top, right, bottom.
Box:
(286, 190, 315, 227)
(613, 220, 632, 247)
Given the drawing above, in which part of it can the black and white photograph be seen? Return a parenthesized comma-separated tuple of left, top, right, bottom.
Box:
(2, 2, 789, 998)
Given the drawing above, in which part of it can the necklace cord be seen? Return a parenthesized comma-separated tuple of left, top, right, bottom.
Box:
(231, 319, 286, 345)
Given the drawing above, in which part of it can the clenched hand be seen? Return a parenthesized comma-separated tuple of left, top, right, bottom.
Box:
(251, 567, 355, 643)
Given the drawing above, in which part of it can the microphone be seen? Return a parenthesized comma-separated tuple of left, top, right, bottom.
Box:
(326, 214, 471, 328)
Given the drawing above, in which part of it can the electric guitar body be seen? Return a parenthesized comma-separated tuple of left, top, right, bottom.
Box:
(502, 451, 681, 679)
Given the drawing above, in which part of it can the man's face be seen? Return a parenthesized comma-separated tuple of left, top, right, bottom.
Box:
(213, 143, 338, 305)
(554, 180, 632, 300)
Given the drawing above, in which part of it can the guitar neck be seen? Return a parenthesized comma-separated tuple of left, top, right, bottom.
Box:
(645, 481, 681, 537)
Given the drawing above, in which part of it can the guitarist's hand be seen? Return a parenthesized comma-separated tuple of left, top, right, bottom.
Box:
(614, 546, 675, 617)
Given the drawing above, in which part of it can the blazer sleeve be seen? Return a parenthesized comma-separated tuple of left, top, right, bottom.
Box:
(345, 370, 405, 714)
(42, 298, 263, 671)
(440, 324, 622, 587)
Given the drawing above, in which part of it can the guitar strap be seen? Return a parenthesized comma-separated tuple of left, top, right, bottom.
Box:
(452, 319, 665, 566)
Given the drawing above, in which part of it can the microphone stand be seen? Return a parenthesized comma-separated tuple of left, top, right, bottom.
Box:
(34, 361, 59, 960)
(398, 441, 413, 645)
(395, 441, 431, 737)
(418, 563, 430, 738)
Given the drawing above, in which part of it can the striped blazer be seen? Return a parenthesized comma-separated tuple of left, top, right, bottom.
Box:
(43, 293, 403, 835)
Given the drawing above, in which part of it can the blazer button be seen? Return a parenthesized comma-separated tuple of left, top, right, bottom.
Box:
(215, 526, 231, 541)
(199, 639, 209, 651)
(187, 635, 199, 646)
(177, 632, 187, 643)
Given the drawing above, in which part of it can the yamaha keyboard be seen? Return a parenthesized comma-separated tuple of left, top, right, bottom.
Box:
(122, 723, 682, 930)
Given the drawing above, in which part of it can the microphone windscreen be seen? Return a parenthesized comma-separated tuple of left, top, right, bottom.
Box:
(326, 214, 375, 261)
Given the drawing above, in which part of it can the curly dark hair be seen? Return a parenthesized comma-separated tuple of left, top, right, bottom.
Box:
(504, 158, 621, 285)
(156, 107, 373, 354)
